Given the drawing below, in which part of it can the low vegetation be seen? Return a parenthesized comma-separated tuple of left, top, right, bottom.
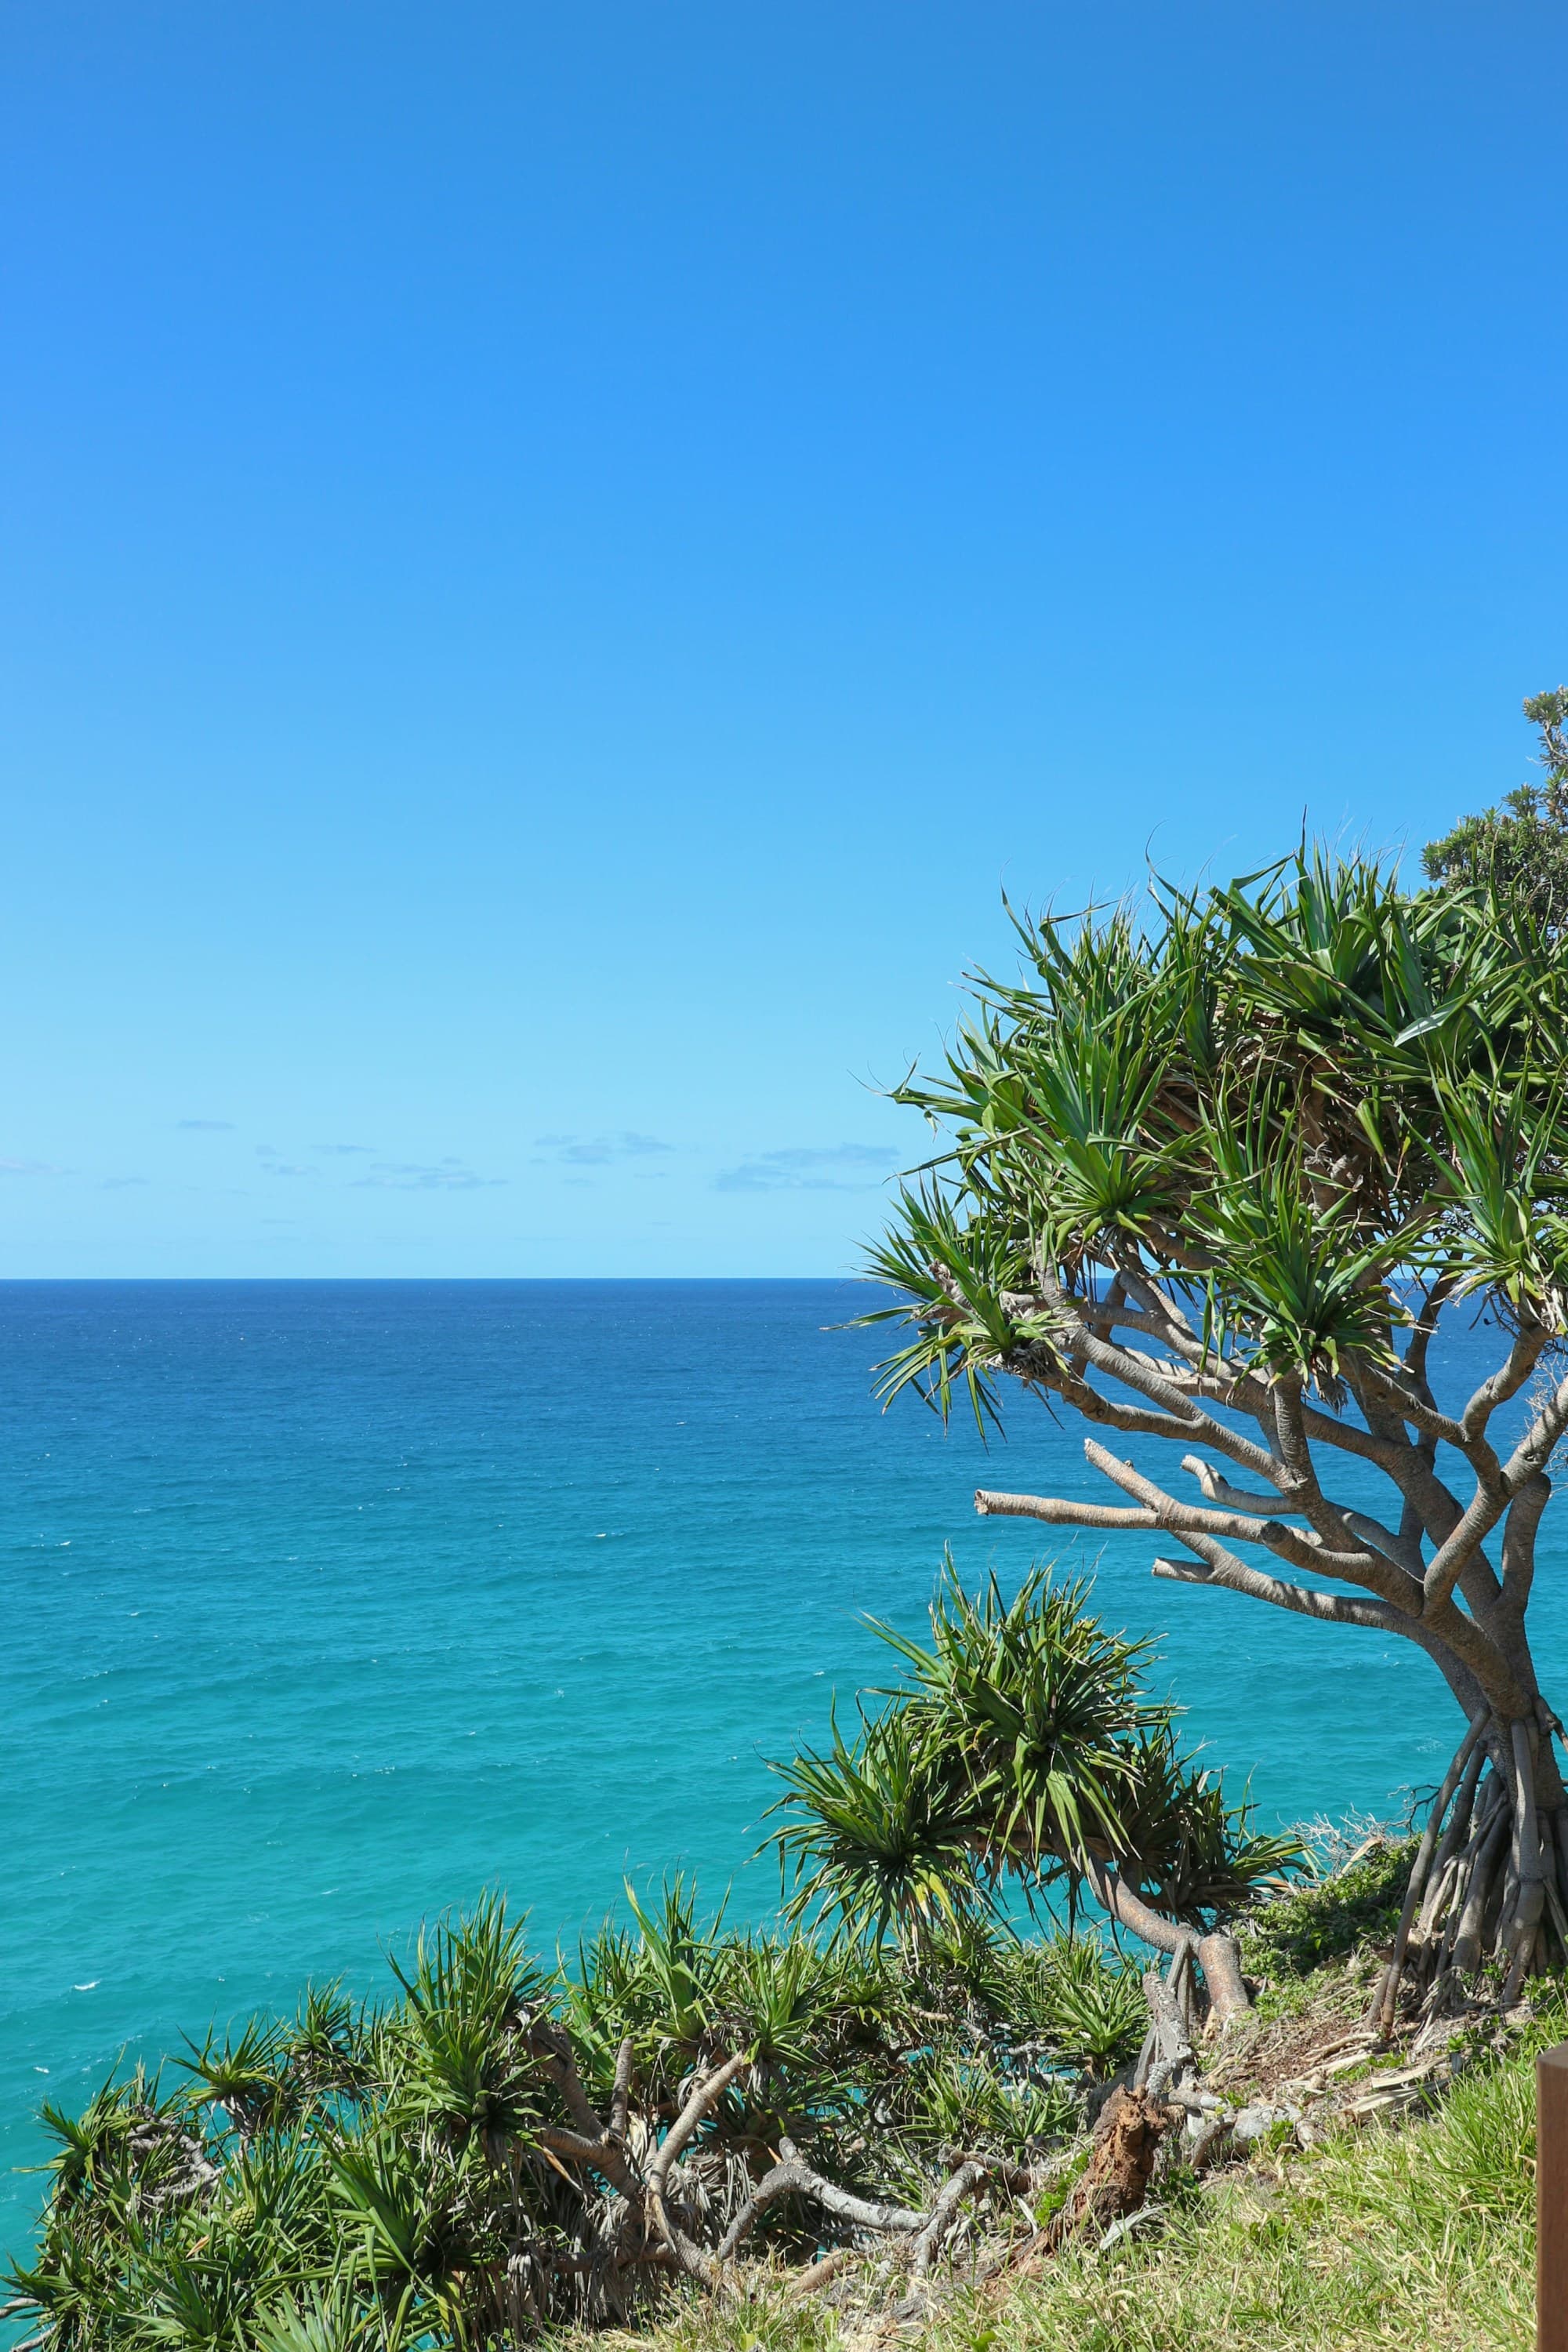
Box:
(3, 1883, 1155, 2347)
(7, 1793, 1550, 2350)
(589, 1848, 1551, 2352)
(7, 1567, 1312, 2350)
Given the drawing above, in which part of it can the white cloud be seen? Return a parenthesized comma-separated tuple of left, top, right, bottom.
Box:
(0, 1156, 66, 1176)
(351, 1158, 503, 1192)
(535, 1131, 673, 1167)
(713, 1143, 897, 1194)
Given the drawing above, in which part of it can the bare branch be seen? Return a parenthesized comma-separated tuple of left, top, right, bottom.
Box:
(647, 2053, 751, 2195)
(1403, 1268, 1458, 1398)
(1290, 1394, 1416, 1472)
(1500, 1475, 1550, 1621)
(1149, 1548, 1413, 1632)
(1035, 1370, 1211, 1448)
(1083, 1439, 1393, 1588)
(1181, 1453, 1420, 1578)
(975, 1488, 1160, 1532)
(1423, 1485, 1509, 1612)
(1504, 1367, 1568, 1487)
(715, 2154, 925, 2263)
(1022, 1273, 1281, 1481)
(1358, 1356, 1503, 1479)
(1180, 1454, 1295, 1514)
(1078, 1857, 1196, 1958)
(1462, 1323, 1551, 1439)
(645, 2050, 753, 2280)
(913, 2161, 993, 2276)
(1269, 1378, 1421, 1586)
(609, 2037, 634, 2144)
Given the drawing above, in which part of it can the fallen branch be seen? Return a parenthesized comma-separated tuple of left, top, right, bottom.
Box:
(716, 2144, 925, 2263)
(912, 2159, 993, 2276)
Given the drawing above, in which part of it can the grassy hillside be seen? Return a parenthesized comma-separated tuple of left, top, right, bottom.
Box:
(578, 1844, 1549, 2352)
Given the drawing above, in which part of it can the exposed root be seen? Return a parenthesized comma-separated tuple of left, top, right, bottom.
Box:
(1359, 1713, 1568, 2031)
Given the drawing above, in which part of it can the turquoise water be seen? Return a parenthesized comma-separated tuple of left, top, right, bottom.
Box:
(3, 1279, 1561, 2272)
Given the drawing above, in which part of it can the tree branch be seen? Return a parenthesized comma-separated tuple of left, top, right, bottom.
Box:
(1181, 1454, 1421, 1579)
(1504, 1366, 1568, 1487)
(644, 2050, 753, 2281)
(715, 2153, 926, 2263)
(647, 2053, 752, 2197)
(1463, 1323, 1551, 1441)
(1500, 1475, 1550, 1622)
(1083, 1439, 1392, 1588)
(1079, 1857, 1196, 1959)
(1149, 1548, 1411, 1632)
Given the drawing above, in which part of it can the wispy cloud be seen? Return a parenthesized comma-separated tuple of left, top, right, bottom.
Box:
(713, 1143, 898, 1195)
(0, 1156, 67, 1176)
(351, 1158, 503, 1192)
(535, 1131, 673, 1167)
(315, 1142, 376, 1156)
(176, 1120, 234, 1132)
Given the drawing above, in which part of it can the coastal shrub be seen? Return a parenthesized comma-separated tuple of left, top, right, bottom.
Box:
(767, 1559, 1305, 2025)
(5, 1889, 1106, 2349)
(1240, 1835, 1414, 1977)
(9, 1817, 1489, 2350)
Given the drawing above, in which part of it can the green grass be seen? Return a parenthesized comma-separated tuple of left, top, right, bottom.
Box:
(928, 2047, 1536, 2352)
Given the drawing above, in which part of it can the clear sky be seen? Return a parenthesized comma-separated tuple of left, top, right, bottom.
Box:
(2, 2, 1565, 1277)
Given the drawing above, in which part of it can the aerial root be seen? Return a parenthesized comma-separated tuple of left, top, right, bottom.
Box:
(1367, 1711, 1568, 2037)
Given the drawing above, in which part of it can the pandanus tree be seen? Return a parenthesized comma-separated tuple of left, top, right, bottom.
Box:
(768, 1563, 1301, 2021)
(8, 1890, 1162, 2347)
(862, 850, 1568, 2021)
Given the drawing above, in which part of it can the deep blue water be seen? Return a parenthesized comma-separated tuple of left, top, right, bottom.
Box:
(2, 1279, 1561, 2273)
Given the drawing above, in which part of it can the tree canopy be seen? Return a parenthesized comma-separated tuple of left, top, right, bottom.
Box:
(1423, 687, 1568, 927)
(767, 1562, 1300, 2004)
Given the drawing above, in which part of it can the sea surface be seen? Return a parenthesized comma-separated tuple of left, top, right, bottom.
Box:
(3, 1278, 1563, 2274)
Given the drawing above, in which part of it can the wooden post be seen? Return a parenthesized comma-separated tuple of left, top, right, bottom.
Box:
(1539, 2044, 1568, 2350)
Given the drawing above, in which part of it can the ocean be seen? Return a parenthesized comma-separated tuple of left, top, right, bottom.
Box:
(2, 1279, 1559, 2272)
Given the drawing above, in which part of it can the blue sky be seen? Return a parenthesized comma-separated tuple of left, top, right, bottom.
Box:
(2, 1, 1565, 1277)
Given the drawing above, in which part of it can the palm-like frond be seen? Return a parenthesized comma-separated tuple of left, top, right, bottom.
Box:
(869, 849, 1568, 1412)
(764, 1701, 984, 1950)
(1113, 1725, 1308, 1922)
(996, 1936, 1147, 2080)
(873, 1559, 1163, 1877)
